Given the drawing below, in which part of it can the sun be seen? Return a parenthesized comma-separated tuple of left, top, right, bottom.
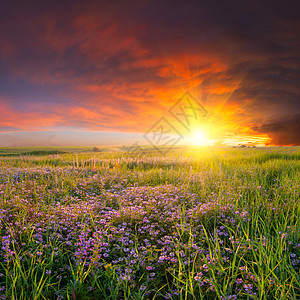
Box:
(188, 129, 212, 146)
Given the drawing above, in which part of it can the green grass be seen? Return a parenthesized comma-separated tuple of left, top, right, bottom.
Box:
(0, 146, 299, 299)
(0, 145, 121, 156)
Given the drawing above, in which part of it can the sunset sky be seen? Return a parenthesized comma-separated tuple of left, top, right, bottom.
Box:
(0, 0, 299, 147)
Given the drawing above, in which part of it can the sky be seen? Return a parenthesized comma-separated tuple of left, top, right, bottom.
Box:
(0, 0, 299, 147)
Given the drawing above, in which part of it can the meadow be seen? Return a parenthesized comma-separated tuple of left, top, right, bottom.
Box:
(0, 146, 299, 299)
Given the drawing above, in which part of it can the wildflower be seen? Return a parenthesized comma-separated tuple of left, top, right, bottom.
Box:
(194, 272, 203, 281)
(140, 284, 146, 291)
(244, 283, 253, 293)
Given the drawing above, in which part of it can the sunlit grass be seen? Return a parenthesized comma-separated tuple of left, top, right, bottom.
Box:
(0, 146, 299, 299)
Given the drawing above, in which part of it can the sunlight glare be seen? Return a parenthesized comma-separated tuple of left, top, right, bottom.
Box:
(189, 129, 212, 146)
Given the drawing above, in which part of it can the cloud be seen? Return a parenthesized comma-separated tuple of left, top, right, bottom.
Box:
(0, 0, 299, 145)
(252, 114, 300, 145)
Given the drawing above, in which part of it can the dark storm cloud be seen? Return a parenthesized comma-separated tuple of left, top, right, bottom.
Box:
(252, 114, 300, 145)
(227, 63, 300, 117)
(0, 0, 299, 145)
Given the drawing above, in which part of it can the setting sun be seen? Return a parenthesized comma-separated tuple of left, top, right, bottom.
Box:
(188, 129, 213, 146)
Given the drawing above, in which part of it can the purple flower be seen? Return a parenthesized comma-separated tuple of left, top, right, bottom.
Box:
(194, 272, 203, 281)
(140, 284, 146, 291)
(244, 284, 253, 293)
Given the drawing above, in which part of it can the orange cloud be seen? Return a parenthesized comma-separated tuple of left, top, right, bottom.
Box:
(0, 1, 298, 146)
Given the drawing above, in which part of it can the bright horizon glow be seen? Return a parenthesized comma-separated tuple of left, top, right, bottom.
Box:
(187, 129, 214, 146)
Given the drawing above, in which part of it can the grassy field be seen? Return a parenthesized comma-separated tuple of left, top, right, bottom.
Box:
(0, 146, 299, 299)
(0, 146, 121, 156)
